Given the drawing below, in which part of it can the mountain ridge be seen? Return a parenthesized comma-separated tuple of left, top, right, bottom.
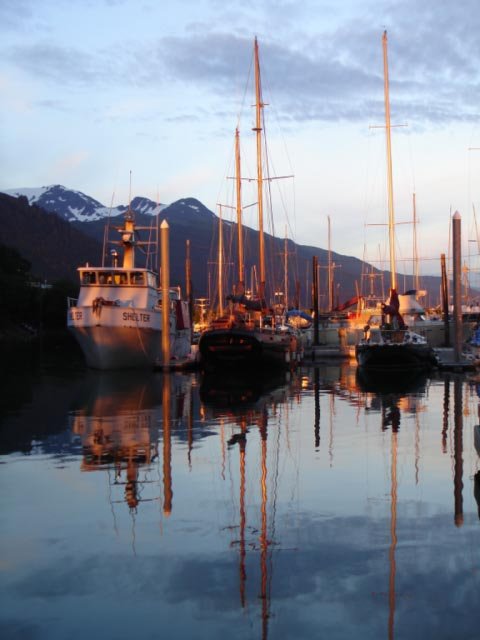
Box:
(3, 185, 209, 223)
(0, 185, 445, 308)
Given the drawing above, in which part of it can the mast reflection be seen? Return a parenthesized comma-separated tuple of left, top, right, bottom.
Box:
(453, 378, 464, 527)
(201, 371, 291, 640)
(314, 367, 320, 450)
(355, 371, 427, 640)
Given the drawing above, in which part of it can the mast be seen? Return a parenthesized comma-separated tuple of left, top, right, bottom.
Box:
(473, 203, 480, 254)
(122, 211, 136, 269)
(253, 37, 266, 302)
(328, 215, 333, 311)
(284, 226, 288, 310)
(235, 128, 245, 292)
(382, 30, 397, 291)
(185, 239, 193, 325)
(218, 205, 224, 316)
(122, 170, 135, 270)
(413, 193, 419, 291)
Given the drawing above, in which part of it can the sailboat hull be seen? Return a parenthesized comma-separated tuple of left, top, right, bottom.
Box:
(355, 341, 436, 370)
(198, 327, 298, 370)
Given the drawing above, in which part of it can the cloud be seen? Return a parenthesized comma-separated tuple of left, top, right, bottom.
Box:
(7, 43, 123, 87)
(0, 620, 39, 640)
(0, 0, 34, 31)
(4, 0, 480, 126)
(34, 98, 71, 112)
(5, 509, 479, 638)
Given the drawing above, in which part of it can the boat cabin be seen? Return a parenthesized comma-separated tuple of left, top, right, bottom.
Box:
(79, 268, 157, 288)
(76, 267, 180, 310)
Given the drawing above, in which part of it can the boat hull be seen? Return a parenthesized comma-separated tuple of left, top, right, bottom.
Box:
(355, 342, 436, 370)
(68, 305, 190, 370)
(198, 327, 299, 370)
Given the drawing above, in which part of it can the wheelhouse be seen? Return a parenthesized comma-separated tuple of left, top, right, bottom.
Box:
(79, 268, 157, 288)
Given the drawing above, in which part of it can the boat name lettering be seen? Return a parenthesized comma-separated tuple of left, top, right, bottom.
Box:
(69, 311, 83, 320)
(122, 311, 151, 322)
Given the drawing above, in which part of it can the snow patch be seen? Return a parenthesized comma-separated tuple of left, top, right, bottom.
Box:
(3, 186, 51, 203)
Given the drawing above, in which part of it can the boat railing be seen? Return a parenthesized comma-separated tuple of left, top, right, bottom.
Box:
(380, 328, 406, 343)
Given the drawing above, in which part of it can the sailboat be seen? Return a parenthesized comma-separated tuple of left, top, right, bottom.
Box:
(355, 32, 437, 370)
(67, 206, 192, 369)
(198, 38, 301, 370)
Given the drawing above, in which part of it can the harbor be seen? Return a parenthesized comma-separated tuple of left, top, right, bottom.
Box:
(2, 4, 480, 639)
(1, 346, 479, 640)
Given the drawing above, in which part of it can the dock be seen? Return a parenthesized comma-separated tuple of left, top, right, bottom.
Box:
(303, 345, 352, 362)
(154, 346, 200, 371)
(303, 344, 478, 372)
(433, 348, 476, 371)
(154, 345, 478, 372)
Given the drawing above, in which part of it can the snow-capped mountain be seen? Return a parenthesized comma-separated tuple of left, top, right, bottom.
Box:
(2, 185, 167, 222)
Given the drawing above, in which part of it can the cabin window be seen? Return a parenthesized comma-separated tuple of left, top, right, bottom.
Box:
(81, 271, 97, 285)
(98, 271, 112, 285)
(130, 272, 145, 285)
(113, 272, 128, 285)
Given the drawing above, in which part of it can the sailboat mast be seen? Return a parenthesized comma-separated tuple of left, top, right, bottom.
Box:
(218, 205, 224, 316)
(284, 226, 288, 310)
(473, 203, 480, 254)
(235, 128, 245, 290)
(328, 215, 333, 311)
(382, 30, 397, 291)
(413, 192, 419, 291)
(254, 37, 266, 301)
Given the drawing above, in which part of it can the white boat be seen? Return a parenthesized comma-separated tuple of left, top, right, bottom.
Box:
(67, 210, 191, 369)
(355, 32, 436, 371)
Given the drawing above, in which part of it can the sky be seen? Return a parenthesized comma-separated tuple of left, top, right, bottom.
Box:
(1, 0, 480, 279)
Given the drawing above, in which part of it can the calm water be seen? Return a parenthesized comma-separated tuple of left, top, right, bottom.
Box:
(1, 346, 479, 639)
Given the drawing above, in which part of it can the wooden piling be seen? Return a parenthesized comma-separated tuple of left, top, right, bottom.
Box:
(161, 220, 171, 368)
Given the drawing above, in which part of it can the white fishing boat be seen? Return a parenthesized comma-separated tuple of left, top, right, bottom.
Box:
(355, 32, 436, 371)
(67, 210, 191, 369)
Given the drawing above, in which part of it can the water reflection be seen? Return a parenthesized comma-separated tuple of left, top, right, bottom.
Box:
(2, 361, 480, 640)
(355, 367, 428, 396)
(200, 369, 292, 410)
(70, 371, 193, 518)
(475, 424, 480, 519)
(200, 369, 292, 638)
(353, 374, 420, 640)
